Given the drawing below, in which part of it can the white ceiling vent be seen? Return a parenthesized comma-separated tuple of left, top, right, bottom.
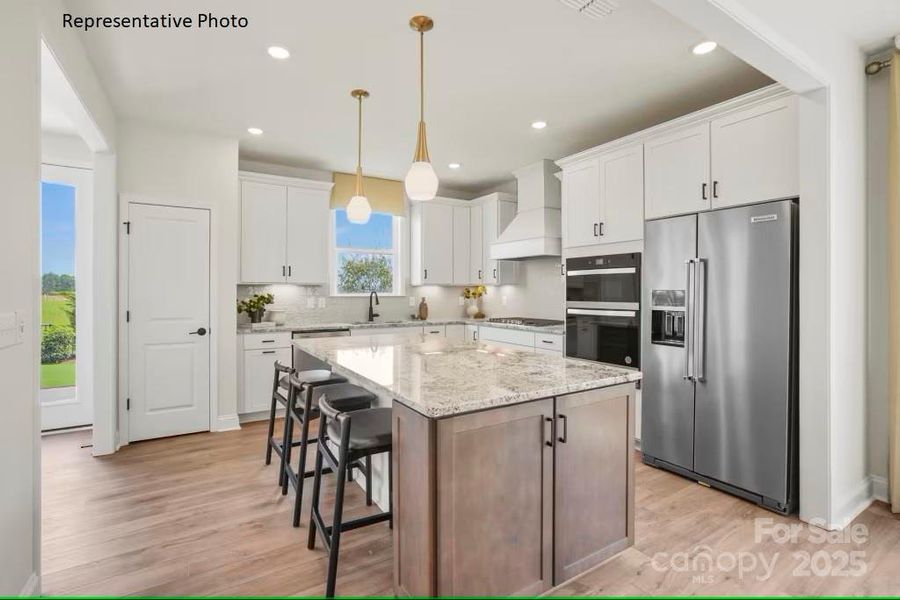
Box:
(558, 0, 619, 21)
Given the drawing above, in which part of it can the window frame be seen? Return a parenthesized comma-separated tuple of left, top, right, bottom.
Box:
(330, 209, 404, 297)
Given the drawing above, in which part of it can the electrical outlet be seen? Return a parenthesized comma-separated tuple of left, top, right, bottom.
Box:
(458, 296, 464, 306)
(317, 297, 326, 308)
(409, 296, 416, 307)
(307, 297, 316, 309)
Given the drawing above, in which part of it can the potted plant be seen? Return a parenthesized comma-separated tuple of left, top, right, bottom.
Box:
(237, 292, 274, 324)
(463, 285, 487, 319)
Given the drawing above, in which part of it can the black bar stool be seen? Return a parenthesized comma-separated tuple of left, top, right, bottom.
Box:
(307, 395, 393, 598)
(280, 371, 351, 518)
(264, 361, 294, 480)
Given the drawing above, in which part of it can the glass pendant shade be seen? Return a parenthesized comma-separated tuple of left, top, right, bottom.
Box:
(346, 194, 372, 224)
(405, 161, 439, 201)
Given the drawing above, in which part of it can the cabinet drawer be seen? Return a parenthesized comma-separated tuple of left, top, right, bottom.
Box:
(479, 326, 535, 348)
(243, 331, 292, 350)
(423, 325, 446, 336)
(535, 334, 563, 352)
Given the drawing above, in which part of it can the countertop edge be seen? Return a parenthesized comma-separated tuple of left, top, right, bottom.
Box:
(239, 319, 565, 336)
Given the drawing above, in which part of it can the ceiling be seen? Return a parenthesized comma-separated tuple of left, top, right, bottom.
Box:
(41, 42, 80, 136)
(66, 0, 771, 192)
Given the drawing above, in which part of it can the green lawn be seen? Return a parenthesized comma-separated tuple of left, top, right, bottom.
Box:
(41, 294, 76, 388)
(42, 294, 72, 327)
(41, 359, 75, 389)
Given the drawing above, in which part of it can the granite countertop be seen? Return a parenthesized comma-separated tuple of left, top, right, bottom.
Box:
(238, 318, 565, 336)
(293, 334, 640, 418)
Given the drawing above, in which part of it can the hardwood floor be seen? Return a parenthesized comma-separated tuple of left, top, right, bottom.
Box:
(43, 422, 900, 596)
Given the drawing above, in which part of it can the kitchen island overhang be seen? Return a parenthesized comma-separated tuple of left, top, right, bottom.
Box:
(293, 333, 641, 596)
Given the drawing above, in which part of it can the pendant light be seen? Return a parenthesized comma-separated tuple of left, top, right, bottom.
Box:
(404, 15, 439, 201)
(346, 88, 372, 224)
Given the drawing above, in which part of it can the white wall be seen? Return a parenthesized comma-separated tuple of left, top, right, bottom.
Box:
(653, 0, 871, 529)
(118, 120, 240, 430)
(42, 131, 92, 168)
(480, 258, 565, 320)
(866, 57, 890, 500)
(0, 1, 40, 595)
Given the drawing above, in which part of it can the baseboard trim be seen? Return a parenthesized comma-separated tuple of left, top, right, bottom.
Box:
(870, 474, 889, 504)
(214, 413, 241, 432)
(829, 476, 876, 530)
(19, 572, 39, 597)
(239, 408, 284, 424)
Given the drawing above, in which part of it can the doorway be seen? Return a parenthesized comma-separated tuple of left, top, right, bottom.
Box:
(126, 203, 212, 441)
(40, 164, 93, 432)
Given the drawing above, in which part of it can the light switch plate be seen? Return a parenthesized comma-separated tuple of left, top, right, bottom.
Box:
(409, 296, 416, 307)
(458, 296, 464, 306)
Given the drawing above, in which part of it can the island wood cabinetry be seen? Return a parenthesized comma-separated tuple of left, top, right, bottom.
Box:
(392, 383, 635, 597)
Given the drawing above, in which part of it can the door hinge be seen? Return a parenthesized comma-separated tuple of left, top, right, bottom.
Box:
(126, 310, 130, 323)
(126, 398, 130, 411)
(123, 221, 131, 234)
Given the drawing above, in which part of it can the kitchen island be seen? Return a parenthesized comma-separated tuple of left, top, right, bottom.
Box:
(293, 333, 641, 597)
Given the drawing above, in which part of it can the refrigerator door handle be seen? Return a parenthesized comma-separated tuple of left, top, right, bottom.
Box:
(694, 258, 707, 382)
(683, 259, 694, 380)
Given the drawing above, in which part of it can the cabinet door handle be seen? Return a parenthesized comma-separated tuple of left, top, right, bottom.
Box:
(598, 222, 604, 236)
(493, 268, 497, 279)
(262, 350, 276, 355)
(261, 339, 275, 343)
(557, 413, 568, 443)
(478, 269, 482, 280)
(593, 222, 599, 237)
(282, 265, 286, 277)
(702, 182, 708, 200)
(472, 331, 477, 341)
(424, 269, 428, 280)
(288, 265, 292, 277)
(544, 416, 555, 447)
(713, 180, 719, 198)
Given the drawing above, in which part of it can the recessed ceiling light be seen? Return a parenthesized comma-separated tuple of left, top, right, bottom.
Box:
(448, 163, 461, 169)
(267, 46, 290, 60)
(247, 127, 263, 135)
(531, 121, 547, 130)
(692, 41, 718, 55)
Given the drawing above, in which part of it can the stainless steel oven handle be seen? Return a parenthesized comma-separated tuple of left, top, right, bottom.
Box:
(694, 258, 706, 382)
(566, 308, 637, 318)
(565, 267, 637, 276)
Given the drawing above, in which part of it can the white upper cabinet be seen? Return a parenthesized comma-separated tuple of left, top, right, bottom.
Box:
(240, 174, 333, 284)
(241, 180, 287, 283)
(710, 95, 798, 209)
(411, 202, 455, 285)
(562, 159, 601, 248)
(452, 206, 471, 286)
(468, 203, 485, 283)
(286, 186, 330, 284)
(644, 123, 711, 219)
(561, 142, 643, 248)
(598, 143, 644, 244)
(480, 193, 519, 285)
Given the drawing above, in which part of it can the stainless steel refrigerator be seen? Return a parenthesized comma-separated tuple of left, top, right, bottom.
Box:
(641, 199, 798, 514)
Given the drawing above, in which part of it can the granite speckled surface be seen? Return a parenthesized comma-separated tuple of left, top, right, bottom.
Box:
(293, 334, 640, 418)
(238, 318, 565, 336)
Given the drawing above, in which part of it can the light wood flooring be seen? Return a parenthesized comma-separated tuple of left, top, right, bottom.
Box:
(43, 421, 900, 596)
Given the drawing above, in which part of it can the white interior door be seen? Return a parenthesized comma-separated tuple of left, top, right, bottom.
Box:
(128, 203, 211, 441)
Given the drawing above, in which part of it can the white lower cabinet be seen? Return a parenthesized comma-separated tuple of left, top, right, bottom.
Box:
(241, 345, 291, 414)
(465, 324, 479, 342)
(445, 324, 465, 341)
(423, 325, 446, 337)
(352, 326, 424, 338)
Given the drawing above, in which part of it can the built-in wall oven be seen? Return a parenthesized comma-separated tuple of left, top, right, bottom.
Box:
(565, 253, 641, 368)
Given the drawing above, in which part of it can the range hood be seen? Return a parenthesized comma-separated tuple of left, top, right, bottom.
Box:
(490, 159, 562, 260)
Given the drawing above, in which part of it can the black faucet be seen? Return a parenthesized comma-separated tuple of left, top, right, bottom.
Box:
(368, 290, 380, 322)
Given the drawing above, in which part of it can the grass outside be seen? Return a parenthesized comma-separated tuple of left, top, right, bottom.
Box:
(41, 294, 76, 388)
(41, 360, 75, 389)
(42, 294, 72, 327)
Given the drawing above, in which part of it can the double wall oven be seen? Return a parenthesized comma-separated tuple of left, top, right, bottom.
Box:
(565, 253, 641, 368)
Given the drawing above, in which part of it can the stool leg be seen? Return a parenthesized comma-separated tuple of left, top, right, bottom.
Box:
(388, 450, 393, 530)
(280, 407, 294, 494)
(265, 392, 278, 465)
(365, 455, 373, 507)
(292, 406, 313, 527)
(307, 440, 325, 550)
(325, 447, 349, 598)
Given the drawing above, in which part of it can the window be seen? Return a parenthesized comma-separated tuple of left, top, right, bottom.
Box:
(332, 209, 402, 295)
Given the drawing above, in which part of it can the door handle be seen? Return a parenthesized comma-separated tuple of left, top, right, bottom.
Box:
(593, 223, 599, 237)
(702, 182, 708, 200)
(189, 327, 208, 336)
(282, 265, 286, 277)
(262, 350, 276, 355)
(493, 268, 497, 279)
(288, 265, 292, 277)
(683, 260, 694, 380)
(478, 269, 482, 280)
(598, 222, 604, 236)
(557, 413, 568, 443)
(544, 416, 554, 447)
(694, 258, 707, 382)
(424, 269, 428, 280)
(713, 180, 719, 198)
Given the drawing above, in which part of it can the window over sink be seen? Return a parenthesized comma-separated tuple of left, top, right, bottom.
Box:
(331, 208, 403, 296)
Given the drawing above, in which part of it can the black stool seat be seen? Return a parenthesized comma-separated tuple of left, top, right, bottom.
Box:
(326, 407, 391, 452)
(312, 382, 376, 413)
